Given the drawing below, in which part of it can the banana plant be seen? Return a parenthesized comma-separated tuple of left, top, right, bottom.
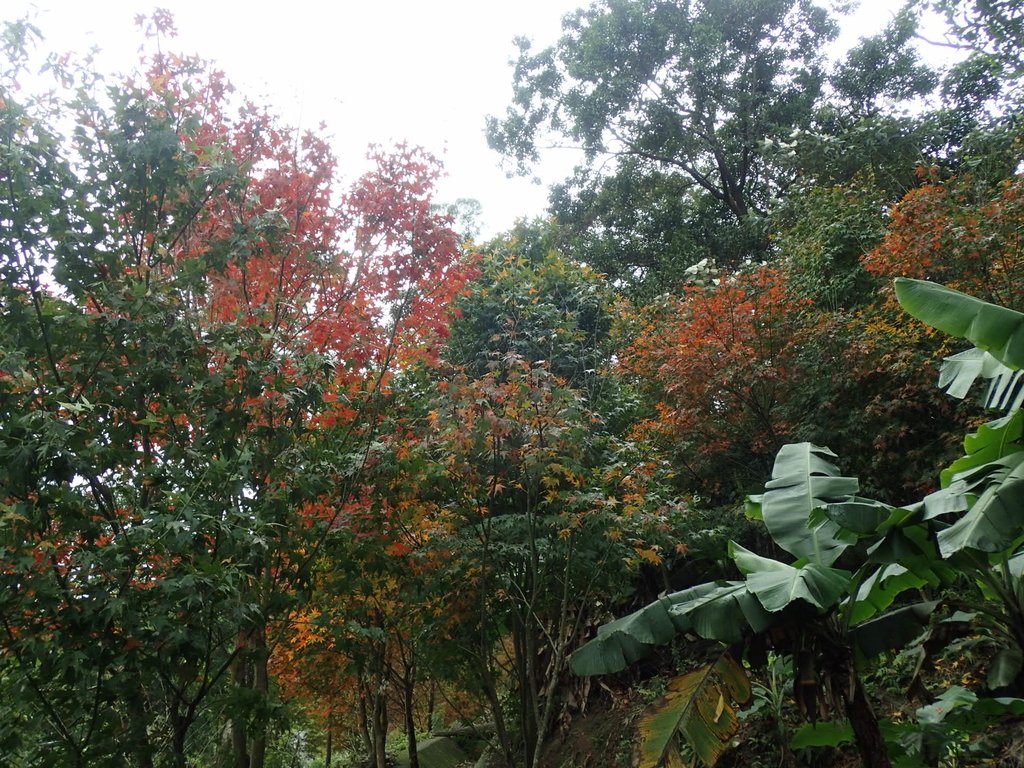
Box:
(572, 280, 1024, 767)
(572, 442, 943, 767)
(895, 278, 1024, 691)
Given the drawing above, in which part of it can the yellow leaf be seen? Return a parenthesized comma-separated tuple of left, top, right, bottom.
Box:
(635, 548, 662, 565)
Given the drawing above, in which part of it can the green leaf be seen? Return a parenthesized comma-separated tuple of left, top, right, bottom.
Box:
(916, 686, 977, 725)
(636, 654, 751, 768)
(760, 443, 858, 565)
(894, 278, 1024, 370)
(744, 494, 764, 521)
(731, 543, 850, 613)
(987, 648, 1023, 690)
(678, 581, 774, 643)
(940, 411, 1024, 488)
(936, 452, 1024, 556)
(571, 582, 721, 676)
(850, 564, 930, 624)
(939, 349, 1024, 411)
(823, 499, 894, 535)
(850, 601, 937, 658)
(790, 721, 854, 748)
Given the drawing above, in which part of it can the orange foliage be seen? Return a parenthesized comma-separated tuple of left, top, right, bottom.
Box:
(864, 173, 1024, 309)
(625, 267, 809, 497)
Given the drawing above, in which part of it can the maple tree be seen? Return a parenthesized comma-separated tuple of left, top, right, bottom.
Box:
(426, 242, 686, 768)
(0, 16, 469, 768)
(624, 265, 808, 503)
(862, 169, 1024, 310)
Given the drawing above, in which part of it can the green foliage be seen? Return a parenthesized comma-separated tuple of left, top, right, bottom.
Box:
(829, 8, 938, 119)
(445, 226, 614, 390)
(549, 163, 770, 297)
(747, 443, 857, 566)
(930, 0, 1024, 109)
(488, 0, 836, 221)
(430, 243, 686, 767)
(895, 278, 1024, 368)
(773, 179, 886, 310)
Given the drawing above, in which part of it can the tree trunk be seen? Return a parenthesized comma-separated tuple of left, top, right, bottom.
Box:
(250, 629, 269, 768)
(478, 661, 514, 766)
(231, 652, 250, 768)
(357, 685, 372, 761)
(425, 680, 436, 734)
(125, 678, 155, 768)
(372, 686, 388, 768)
(403, 659, 419, 768)
(838, 669, 891, 768)
(168, 705, 187, 768)
(325, 713, 333, 768)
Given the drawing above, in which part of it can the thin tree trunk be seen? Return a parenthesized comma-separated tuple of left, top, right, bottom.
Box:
(478, 660, 514, 766)
(357, 683, 372, 761)
(168, 705, 188, 768)
(425, 680, 436, 734)
(838, 669, 891, 768)
(325, 712, 333, 768)
(513, 615, 538, 768)
(372, 686, 388, 768)
(128, 695, 155, 768)
(231, 652, 250, 768)
(250, 628, 269, 768)
(398, 652, 419, 768)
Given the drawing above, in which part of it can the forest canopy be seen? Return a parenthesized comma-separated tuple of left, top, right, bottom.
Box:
(2, 1, 1024, 767)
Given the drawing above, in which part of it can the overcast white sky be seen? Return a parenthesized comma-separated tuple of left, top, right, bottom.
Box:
(5, 0, 913, 237)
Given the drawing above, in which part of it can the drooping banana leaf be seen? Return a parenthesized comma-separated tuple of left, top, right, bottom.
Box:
(935, 452, 1024, 556)
(940, 348, 1024, 411)
(675, 581, 774, 643)
(751, 443, 858, 566)
(730, 542, 850, 613)
(819, 497, 916, 537)
(850, 601, 938, 659)
(636, 653, 751, 768)
(571, 582, 732, 676)
(894, 278, 1024, 370)
(849, 563, 934, 624)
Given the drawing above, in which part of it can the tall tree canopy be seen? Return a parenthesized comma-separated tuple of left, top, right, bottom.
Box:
(488, 0, 837, 222)
(0, 16, 470, 768)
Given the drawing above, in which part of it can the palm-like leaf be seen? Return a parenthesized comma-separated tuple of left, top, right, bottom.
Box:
(939, 411, 1024, 487)
(636, 653, 751, 768)
(940, 349, 1024, 411)
(751, 443, 858, 565)
(731, 542, 850, 612)
(894, 278, 1024, 370)
(935, 452, 1024, 556)
(850, 601, 938, 659)
(571, 582, 727, 676)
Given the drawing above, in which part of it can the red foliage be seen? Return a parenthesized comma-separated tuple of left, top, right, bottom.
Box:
(625, 267, 808, 496)
(864, 173, 1024, 309)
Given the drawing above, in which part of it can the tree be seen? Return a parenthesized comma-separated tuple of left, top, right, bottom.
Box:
(0, 17, 469, 768)
(624, 265, 808, 503)
(425, 242, 684, 767)
(927, 0, 1024, 109)
(863, 170, 1024, 310)
(548, 161, 767, 297)
(487, 0, 837, 222)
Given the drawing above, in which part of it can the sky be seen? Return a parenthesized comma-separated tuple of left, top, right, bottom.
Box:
(5, 0, 916, 238)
